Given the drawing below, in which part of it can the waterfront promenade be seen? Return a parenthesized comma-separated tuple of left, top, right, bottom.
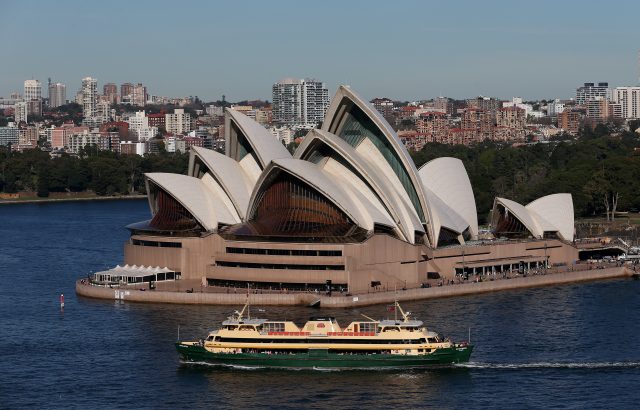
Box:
(76, 265, 636, 308)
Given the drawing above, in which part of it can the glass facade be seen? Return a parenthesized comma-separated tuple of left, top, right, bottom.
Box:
(224, 170, 367, 242)
(248, 171, 356, 237)
(148, 183, 203, 233)
(492, 205, 531, 239)
(335, 101, 425, 223)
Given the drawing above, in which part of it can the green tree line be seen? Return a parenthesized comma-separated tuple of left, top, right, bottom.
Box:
(0, 147, 188, 197)
(412, 127, 640, 224)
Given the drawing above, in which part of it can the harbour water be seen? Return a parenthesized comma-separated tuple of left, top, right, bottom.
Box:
(1, 200, 639, 409)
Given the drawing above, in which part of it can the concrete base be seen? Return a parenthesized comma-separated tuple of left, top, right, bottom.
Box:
(76, 266, 634, 309)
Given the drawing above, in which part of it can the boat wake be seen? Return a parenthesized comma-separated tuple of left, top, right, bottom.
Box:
(455, 361, 640, 370)
(180, 360, 266, 370)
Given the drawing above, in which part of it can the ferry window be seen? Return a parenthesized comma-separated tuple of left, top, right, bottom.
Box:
(263, 322, 285, 332)
(359, 322, 377, 333)
(206, 336, 214, 341)
(427, 337, 436, 343)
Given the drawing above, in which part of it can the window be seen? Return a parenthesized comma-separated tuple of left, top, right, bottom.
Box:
(263, 322, 285, 333)
(216, 261, 344, 271)
(225, 247, 341, 257)
(359, 322, 378, 333)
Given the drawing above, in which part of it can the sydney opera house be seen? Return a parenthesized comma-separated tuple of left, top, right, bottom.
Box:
(121, 86, 578, 293)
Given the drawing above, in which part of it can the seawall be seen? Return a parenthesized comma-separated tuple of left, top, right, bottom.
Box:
(0, 194, 147, 205)
(76, 266, 636, 308)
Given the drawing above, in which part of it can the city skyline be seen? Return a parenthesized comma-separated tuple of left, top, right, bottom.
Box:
(2, 0, 640, 102)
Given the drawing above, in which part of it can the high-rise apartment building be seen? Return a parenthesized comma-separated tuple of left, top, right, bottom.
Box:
(132, 83, 147, 106)
(103, 83, 118, 104)
(558, 109, 581, 135)
(121, 83, 134, 100)
(24, 79, 42, 116)
(81, 77, 98, 118)
(0, 124, 19, 146)
(612, 86, 640, 119)
(165, 108, 192, 135)
(272, 78, 329, 127)
(24, 79, 42, 101)
(14, 101, 28, 124)
(586, 97, 610, 123)
(48, 82, 66, 108)
(576, 82, 610, 105)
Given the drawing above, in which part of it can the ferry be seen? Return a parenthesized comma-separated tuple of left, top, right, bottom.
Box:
(176, 302, 473, 369)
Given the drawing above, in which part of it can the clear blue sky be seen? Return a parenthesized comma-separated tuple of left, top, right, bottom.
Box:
(2, 0, 639, 102)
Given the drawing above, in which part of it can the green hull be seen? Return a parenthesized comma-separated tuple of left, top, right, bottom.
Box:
(176, 343, 473, 369)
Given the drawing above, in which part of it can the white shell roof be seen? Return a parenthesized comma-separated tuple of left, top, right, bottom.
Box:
(423, 185, 469, 236)
(495, 197, 542, 238)
(248, 158, 371, 230)
(526, 194, 574, 241)
(189, 146, 253, 220)
(146, 173, 238, 231)
(226, 108, 290, 168)
(321, 85, 434, 244)
(419, 157, 478, 239)
(494, 194, 575, 241)
(295, 128, 424, 243)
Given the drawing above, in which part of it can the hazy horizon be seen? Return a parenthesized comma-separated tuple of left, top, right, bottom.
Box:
(2, 0, 639, 102)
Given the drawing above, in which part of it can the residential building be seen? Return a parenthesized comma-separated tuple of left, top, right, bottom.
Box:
(120, 141, 147, 155)
(434, 97, 454, 115)
(496, 107, 526, 129)
(547, 99, 565, 116)
(586, 97, 609, 123)
(0, 124, 19, 146)
(103, 83, 118, 104)
(165, 109, 192, 135)
(81, 77, 98, 118)
(132, 83, 147, 106)
(206, 105, 224, 117)
(99, 121, 130, 138)
(68, 133, 101, 153)
(51, 124, 89, 149)
(270, 126, 295, 145)
(466, 96, 501, 112)
(14, 101, 27, 124)
(272, 78, 329, 128)
(48, 82, 66, 108)
(18, 125, 39, 149)
(371, 97, 395, 120)
(26, 99, 42, 117)
(24, 79, 41, 101)
(147, 113, 166, 132)
(416, 111, 450, 140)
(558, 109, 581, 135)
(612, 87, 640, 119)
(121, 83, 134, 101)
(254, 108, 272, 125)
(461, 108, 493, 139)
(576, 82, 610, 105)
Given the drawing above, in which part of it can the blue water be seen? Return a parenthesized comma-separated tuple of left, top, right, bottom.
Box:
(1, 200, 639, 409)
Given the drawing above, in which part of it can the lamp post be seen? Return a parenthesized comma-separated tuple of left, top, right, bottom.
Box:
(544, 241, 548, 274)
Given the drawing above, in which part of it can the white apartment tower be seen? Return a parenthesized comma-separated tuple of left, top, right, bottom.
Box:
(612, 87, 640, 119)
(24, 79, 42, 101)
(165, 108, 192, 135)
(575, 82, 610, 105)
(81, 77, 98, 118)
(14, 101, 28, 124)
(272, 78, 329, 128)
(48, 82, 66, 108)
